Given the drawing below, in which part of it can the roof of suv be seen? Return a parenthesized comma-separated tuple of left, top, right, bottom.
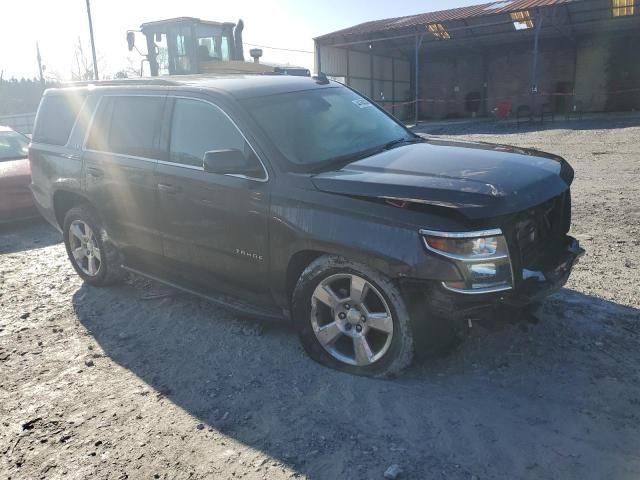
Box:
(57, 74, 336, 100)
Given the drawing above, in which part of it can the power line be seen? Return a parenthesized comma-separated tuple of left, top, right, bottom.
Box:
(243, 42, 314, 54)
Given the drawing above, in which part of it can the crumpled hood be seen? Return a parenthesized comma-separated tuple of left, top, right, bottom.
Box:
(311, 138, 574, 219)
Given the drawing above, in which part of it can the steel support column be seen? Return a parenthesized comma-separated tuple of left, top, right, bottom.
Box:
(414, 33, 424, 124)
(530, 12, 544, 111)
(316, 41, 322, 73)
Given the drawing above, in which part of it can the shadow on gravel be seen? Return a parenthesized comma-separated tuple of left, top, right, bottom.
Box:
(72, 282, 640, 479)
(0, 218, 60, 254)
(415, 116, 640, 137)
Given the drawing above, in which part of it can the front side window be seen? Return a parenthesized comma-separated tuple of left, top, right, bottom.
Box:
(0, 132, 29, 161)
(169, 98, 264, 178)
(243, 87, 410, 171)
(86, 96, 165, 159)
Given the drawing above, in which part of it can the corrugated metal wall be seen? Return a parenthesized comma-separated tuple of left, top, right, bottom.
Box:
(317, 45, 412, 120)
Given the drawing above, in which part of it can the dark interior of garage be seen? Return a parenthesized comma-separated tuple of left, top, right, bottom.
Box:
(315, 0, 640, 121)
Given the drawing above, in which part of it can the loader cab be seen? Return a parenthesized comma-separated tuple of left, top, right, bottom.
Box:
(133, 17, 243, 76)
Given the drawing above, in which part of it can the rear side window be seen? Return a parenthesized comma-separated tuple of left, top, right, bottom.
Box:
(33, 93, 86, 146)
(86, 96, 165, 159)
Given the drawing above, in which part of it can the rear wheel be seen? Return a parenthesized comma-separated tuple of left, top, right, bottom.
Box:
(63, 204, 125, 286)
(292, 255, 414, 377)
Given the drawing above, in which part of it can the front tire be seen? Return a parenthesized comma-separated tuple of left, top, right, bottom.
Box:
(292, 255, 414, 377)
(63, 204, 125, 286)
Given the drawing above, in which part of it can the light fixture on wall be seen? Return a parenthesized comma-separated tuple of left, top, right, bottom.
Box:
(612, 0, 634, 16)
(426, 23, 450, 40)
(511, 10, 534, 30)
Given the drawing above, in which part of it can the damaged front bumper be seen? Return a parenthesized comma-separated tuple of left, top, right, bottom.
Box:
(503, 236, 584, 307)
(416, 236, 585, 322)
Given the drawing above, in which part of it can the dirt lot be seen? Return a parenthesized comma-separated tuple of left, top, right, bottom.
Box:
(1, 115, 639, 480)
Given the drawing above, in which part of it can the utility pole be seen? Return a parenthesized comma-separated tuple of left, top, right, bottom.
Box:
(36, 42, 45, 86)
(85, 0, 99, 80)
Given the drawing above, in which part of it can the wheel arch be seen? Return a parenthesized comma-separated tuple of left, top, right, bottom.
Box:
(282, 242, 413, 309)
(53, 189, 92, 229)
(285, 250, 326, 306)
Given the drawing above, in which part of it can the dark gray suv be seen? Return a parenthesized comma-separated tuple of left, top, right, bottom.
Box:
(29, 75, 583, 376)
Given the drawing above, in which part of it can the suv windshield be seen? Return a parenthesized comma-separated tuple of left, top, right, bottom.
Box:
(243, 87, 412, 171)
(0, 131, 29, 161)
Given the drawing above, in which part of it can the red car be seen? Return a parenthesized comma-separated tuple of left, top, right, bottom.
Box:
(0, 126, 38, 223)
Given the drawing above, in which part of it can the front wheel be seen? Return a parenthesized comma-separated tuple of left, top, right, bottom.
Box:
(292, 256, 414, 377)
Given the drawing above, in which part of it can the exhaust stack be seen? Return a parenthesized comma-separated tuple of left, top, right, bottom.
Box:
(233, 19, 245, 61)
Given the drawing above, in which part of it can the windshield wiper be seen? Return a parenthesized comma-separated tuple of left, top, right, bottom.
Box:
(311, 137, 422, 173)
(383, 136, 423, 150)
(311, 146, 384, 173)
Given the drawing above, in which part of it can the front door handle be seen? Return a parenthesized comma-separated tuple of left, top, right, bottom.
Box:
(157, 183, 180, 194)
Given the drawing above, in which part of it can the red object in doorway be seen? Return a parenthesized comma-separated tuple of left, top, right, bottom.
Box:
(494, 101, 512, 119)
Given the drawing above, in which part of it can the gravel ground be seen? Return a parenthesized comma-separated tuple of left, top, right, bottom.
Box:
(1, 115, 639, 480)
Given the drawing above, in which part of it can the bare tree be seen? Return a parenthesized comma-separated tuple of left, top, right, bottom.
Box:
(71, 37, 104, 81)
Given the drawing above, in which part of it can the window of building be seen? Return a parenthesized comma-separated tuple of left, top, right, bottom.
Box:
(612, 0, 635, 16)
(32, 93, 87, 146)
(511, 10, 534, 30)
(86, 96, 165, 159)
(427, 23, 451, 40)
(169, 98, 263, 177)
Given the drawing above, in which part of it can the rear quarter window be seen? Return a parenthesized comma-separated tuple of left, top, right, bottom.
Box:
(33, 93, 86, 146)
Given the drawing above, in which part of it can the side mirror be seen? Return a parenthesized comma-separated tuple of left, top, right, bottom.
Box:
(126, 31, 135, 52)
(203, 149, 254, 176)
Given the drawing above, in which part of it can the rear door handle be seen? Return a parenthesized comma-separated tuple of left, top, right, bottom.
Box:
(157, 183, 180, 194)
(87, 167, 103, 178)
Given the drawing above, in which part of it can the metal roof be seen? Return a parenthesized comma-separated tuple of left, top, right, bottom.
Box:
(315, 0, 578, 40)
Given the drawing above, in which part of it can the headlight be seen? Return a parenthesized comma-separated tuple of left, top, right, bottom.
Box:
(420, 228, 513, 293)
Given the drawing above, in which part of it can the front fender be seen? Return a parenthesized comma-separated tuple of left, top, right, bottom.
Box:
(268, 192, 462, 306)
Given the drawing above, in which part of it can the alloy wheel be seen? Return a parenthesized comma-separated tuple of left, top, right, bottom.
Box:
(310, 273, 394, 366)
(68, 220, 102, 277)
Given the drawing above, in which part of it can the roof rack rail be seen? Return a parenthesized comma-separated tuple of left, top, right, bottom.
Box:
(61, 78, 179, 87)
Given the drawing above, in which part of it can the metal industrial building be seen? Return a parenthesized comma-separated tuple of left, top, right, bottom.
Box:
(314, 0, 640, 121)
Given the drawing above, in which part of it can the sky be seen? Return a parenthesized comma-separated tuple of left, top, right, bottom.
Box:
(1, 0, 485, 80)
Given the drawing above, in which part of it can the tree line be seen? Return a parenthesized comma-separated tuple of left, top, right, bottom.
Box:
(0, 78, 56, 116)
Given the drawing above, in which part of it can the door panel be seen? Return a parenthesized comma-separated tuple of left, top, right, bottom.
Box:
(156, 163, 270, 299)
(155, 96, 271, 301)
(83, 94, 166, 259)
(84, 151, 161, 256)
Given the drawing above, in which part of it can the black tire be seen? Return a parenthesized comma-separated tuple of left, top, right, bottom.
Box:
(63, 204, 125, 286)
(291, 255, 414, 377)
